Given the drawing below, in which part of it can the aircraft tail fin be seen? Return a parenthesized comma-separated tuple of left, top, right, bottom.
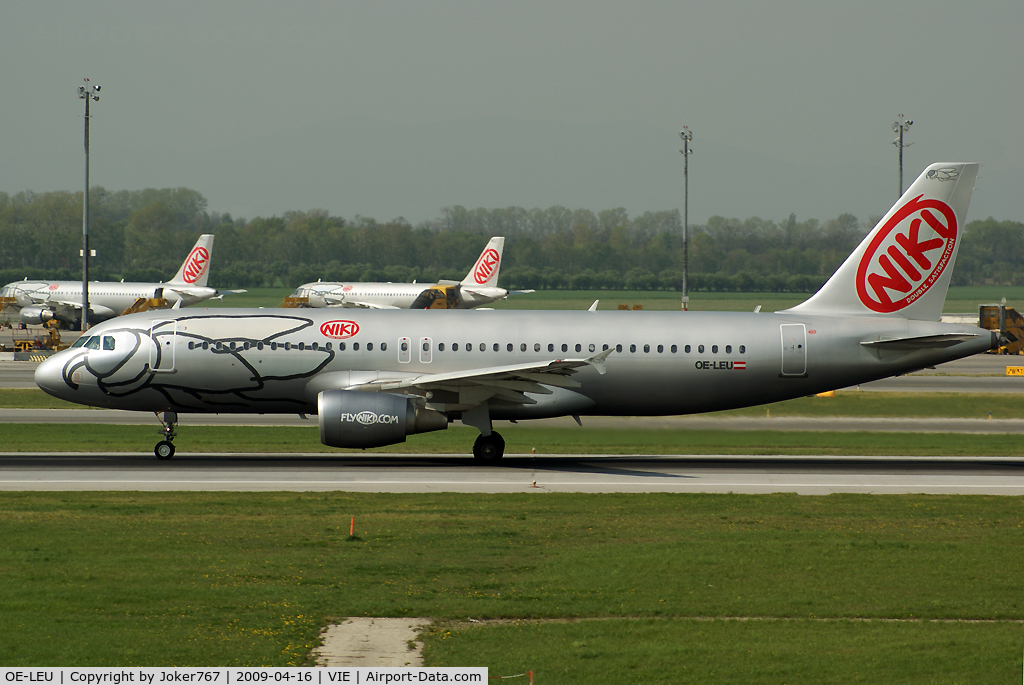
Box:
(168, 234, 215, 287)
(461, 237, 505, 287)
(785, 163, 979, 321)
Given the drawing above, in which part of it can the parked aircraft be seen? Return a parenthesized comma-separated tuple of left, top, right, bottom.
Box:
(1, 234, 243, 329)
(35, 163, 994, 460)
(288, 236, 533, 309)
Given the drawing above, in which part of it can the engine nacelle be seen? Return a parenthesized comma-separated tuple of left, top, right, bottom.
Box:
(20, 305, 57, 325)
(318, 390, 448, 449)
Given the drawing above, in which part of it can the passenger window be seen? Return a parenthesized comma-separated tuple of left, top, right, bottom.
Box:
(589, 343, 595, 352)
(561, 344, 568, 353)
(339, 342, 346, 351)
(643, 344, 650, 353)
(657, 344, 663, 353)
(453, 343, 459, 351)
(684, 344, 691, 353)
(439, 343, 446, 351)
(479, 343, 485, 352)
(422, 341, 428, 351)
(466, 343, 472, 352)
(284, 342, 291, 351)
(547, 344, 554, 352)
(712, 345, 718, 353)
(725, 345, 732, 354)
(602, 344, 609, 351)
(630, 344, 636, 353)
(257, 342, 265, 350)
(534, 343, 541, 352)
(381, 342, 387, 351)
(616, 344, 622, 353)
(311, 342, 318, 351)
(575, 344, 581, 353)
(520, 343, 527, 352)
(188, 341, 194, 350)
(102, 336, 115, 351)
(402, 341, 409, 352)
(739, 345, 746, 354)
(507, 343, 513, 352)
(270, 342, 278, 351)
(493, 343, 500, 352)
(352, 342, 359, 351)
(366, 342, 373, 351)
(298, 342, 305, 351)
(698, 345, 704, 353)
(671, 344, 677, 353)
(230, 342, 237, 351)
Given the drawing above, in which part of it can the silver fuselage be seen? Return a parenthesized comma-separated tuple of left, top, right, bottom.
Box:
(34, 308, 994, 418)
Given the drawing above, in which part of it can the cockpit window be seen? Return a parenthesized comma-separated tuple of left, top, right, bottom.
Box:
(70, 336, 88, 348)
(102, 336, 116, 351)
(84, 336, 100, 350)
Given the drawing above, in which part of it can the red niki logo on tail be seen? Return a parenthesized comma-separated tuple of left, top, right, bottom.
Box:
(320, 320, 359, 339)
(181, 247, 210, 284)
(473, 248, 500, 285)
(855, 195, 958, 313)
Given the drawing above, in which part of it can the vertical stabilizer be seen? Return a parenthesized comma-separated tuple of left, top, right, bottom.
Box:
(168, 234, 215, 287)
(785, 163, 978, 321)
(461, 236, 505, 287)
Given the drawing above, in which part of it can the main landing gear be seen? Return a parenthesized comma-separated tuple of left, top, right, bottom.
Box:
(155, 411, 177, 460)
(473, 431, 505, 461)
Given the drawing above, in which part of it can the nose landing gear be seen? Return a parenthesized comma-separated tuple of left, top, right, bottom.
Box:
(155, 411, 177, 460)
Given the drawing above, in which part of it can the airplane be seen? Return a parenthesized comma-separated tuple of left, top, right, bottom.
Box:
(1, 234, 244, 329)
(288, 236, 534, 309)
(35, 163, 995, 461)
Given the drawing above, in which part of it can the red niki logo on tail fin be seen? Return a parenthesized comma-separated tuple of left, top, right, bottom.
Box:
(855, 195, 957, 313)
(181, 247, 210, 284)
(473, 248, 500, 285)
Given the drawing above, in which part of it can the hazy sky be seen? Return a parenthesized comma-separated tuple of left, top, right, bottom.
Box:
(3, 1, 1022, 227)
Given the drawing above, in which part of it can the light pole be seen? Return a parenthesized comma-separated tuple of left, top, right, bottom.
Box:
(78, 79, 100, 331)
(679, 127, 693, 311)
(893, 114, 913, 198)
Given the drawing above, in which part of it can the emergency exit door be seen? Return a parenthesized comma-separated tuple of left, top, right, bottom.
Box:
(780, 324, 806, 377)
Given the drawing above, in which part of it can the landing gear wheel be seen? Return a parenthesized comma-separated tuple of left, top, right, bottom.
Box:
(155, 440, 175, 460)
(473, 431, 505, 461)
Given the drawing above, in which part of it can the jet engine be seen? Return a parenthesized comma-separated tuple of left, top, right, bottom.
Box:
(20, 305, 57, 325)
(318, 390, 448, 448)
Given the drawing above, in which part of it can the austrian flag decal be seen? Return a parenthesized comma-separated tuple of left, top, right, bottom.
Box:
(855, 195, 958, 313)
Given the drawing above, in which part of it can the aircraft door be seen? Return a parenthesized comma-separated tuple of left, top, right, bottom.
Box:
(780, 324, 806, 377)
(420, 337, 433, 363)
(149, 320, 177, 372)
(398, 336, 411, 363)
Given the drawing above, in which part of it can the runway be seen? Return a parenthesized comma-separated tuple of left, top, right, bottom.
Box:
(0, 453, 1021, 494)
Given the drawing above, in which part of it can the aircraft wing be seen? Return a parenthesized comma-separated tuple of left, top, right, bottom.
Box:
(332, 300, 401, 310)
(351, 348, 613, 405)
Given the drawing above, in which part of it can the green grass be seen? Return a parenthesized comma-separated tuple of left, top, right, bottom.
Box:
(428, 618, 1023, 684)
(4, 423, 1024, 456)
(0, 492, 1021, 680)
(196, 285, 1024, 314)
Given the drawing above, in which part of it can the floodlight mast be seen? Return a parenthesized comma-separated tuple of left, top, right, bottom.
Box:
(893, 114, 913, 198)
(78, 79, 100, 331)
(679, 127, 693, 311)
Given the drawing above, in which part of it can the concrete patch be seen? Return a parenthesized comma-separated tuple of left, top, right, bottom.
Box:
(314, 617, 431, 667)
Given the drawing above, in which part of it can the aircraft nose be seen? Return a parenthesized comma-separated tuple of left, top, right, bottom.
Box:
(34, 354, 68, 399)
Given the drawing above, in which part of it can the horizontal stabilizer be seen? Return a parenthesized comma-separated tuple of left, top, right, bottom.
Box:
(860, 332, 987, 350)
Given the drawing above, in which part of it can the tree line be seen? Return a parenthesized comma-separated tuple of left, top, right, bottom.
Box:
(1, 187, 1020, 292)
